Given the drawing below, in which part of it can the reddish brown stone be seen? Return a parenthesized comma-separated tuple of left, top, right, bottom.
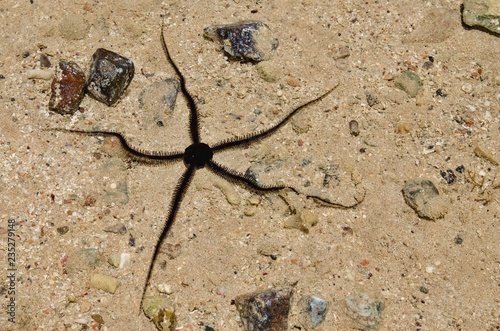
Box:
(49, 61, 86, 115)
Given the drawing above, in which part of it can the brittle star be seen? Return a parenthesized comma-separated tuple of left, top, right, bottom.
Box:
(51, 24, 364, 317)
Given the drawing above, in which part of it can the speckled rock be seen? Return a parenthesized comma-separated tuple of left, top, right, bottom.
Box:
(235, 288, 292, 331)
(204, 21, 278, 62)
(463, 0, 500, 34)
(86, 48, 135, 106)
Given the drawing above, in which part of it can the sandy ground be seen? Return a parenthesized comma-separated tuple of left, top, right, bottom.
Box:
(1, 0, 499, 330)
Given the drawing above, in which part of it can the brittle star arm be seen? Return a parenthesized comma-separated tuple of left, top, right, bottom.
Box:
(210, 87, 337, 152)
(140, 164, 196, 311)
(161, 25, 201, 144)
(47, 129, 184, 164)
(207, 159, 363, 208)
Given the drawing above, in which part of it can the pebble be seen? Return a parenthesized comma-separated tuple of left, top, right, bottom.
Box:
(142, 296, 177, 331)
(56, 225, 69, 235)
(90, 273, 120, 294)
(462, 0, 500, 34)
(256, 61, 281, 82)
(214, 179, 241, 205)
(86, 48, 135, 106)
(235, 288, 292, 331)
(91, 314, 105, 325)
(394, 71, 422, 97)
(103, 223, 127, 234)
(461, 83, 473, 93)
(27, 69, 54, 80)
(49, 61, 86, 115)
(349, 120, 360, 136)
(139, 78, 179, 112)
(297, 294, 330, 329)
(66, 248, 101, 273)
(107, 252, 130, 268)
(402, 179, 448, 220)
(473, 145, 499, 165)
(203, 21, 278, 62)
(345, 293, 384, 331)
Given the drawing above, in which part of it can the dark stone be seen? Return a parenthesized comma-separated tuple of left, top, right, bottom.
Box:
(86, 48, 134, 106)
(49, 61, 86, 115)
(203, 21, 278, 62)
(235, 288, 292, 331)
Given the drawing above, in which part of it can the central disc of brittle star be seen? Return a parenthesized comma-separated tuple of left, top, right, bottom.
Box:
(184, 142, 213, 168)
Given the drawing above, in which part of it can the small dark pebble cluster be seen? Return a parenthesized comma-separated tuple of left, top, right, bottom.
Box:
(49, 48, 134, 115)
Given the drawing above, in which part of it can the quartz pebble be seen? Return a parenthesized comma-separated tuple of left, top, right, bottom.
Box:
(345, 293, 384, 331)
(49, 61, 86, 115)
(235, 288, 292, 331)
(86, 48, 135, 106)
(203, 21, 278, 62)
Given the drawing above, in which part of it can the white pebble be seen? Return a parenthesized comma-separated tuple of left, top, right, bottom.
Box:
(461, 83, 473, 93)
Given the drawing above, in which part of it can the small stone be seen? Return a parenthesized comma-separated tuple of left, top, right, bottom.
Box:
(49, 61, 86, 115)
(235, 288, 292, 331)
(91, 314, 105, 325)
(287, 77, 301, 87)
(90, 273, 120, 294)
(27, 69, 54, 80)
(462, 0, 500, 34)
(214, 179, 241, 205)
(473, 145, 499, 165)
(394, 71, 423, 97)
(256, 61, 281, 82)
(349, 120, 360, 136)
(86, 48, 135, 106)
(203, 21, 278, 62)
(103, 223, 127, 234)
(298, 294, 330, 329)
(139, 79, 179, 112)
(108, 252, 121, 268)
(402, 179, 448, 220)
(345, 293, 384, 331)
(56, 226, 69, 235)
(397, 122, 412, 134)
(461, 83, 473, 93)
(142, 296, 177, 331)
(40, 53, 52, 68)
(66, 248, 100, 273)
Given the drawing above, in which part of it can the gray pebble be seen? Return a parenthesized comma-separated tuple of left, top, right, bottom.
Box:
(402, 179, 448, 220)
(298, 294, 330, 329)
